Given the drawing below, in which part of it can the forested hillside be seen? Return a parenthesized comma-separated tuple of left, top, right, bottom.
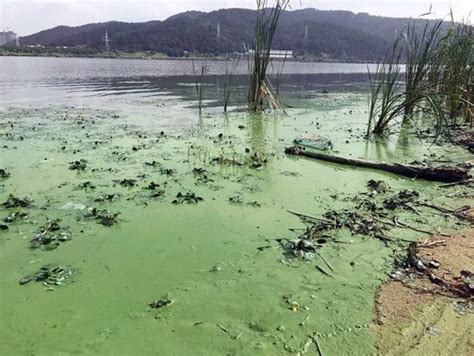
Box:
(18, 8, 445, 61)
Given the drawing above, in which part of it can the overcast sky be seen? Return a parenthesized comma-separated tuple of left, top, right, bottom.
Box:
(1, 0, 472, 36)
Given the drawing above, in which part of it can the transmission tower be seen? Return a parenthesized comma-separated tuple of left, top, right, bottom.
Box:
(104, 30, 110, 51)
(217, 22, 221, 40)
(304, 25, 309, 43)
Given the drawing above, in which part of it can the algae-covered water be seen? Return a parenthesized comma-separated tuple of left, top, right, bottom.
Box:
(0, 57, 471, 355)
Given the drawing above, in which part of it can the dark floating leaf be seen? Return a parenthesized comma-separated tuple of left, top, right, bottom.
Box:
(2, 194, 33, 209)
(19, 264, 73, 287)
(0, 168, 10, 179)
(172, 192, 203, 205)
(149, 297, 174, 309)
(84, 207, 120, 226)
(30, 219, 72, 250)
(69, 159, 87, 171)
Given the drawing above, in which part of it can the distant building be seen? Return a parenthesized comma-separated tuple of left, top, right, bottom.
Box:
(245, 49, 294, 60)
(0, 31, 18, 46)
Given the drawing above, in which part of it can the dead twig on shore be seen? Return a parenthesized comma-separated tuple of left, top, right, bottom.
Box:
(282, 185, 469, 262)
(393, 242, 473, 299)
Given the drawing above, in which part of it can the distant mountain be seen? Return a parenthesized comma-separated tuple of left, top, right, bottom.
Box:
(19, 8, 445, 61)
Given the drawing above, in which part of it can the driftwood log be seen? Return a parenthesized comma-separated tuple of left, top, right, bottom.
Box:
(285, 146, 471, 183)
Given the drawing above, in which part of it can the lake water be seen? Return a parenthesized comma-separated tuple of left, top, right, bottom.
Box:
(0, 57, 469, 355)
(0, 57, 377, 82)
(0, 57, 378, 104)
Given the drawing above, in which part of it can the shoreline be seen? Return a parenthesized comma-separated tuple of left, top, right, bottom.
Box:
(372, 227, 474, 355)
(0, 51, 375, 65)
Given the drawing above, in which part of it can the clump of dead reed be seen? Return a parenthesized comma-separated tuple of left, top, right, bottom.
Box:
(223, 56, 240, 113)
(248, 0, 290, 112)
(192, 60, 209, 113)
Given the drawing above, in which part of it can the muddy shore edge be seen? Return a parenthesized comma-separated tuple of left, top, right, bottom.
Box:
(372, 228, 474, 356)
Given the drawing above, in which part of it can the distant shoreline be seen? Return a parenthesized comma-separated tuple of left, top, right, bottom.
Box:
(0, 48, 374, 64)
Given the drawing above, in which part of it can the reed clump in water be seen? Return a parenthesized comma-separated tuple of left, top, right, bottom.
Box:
(402, 20, 445, 122)
(367, 14, 473, 137)
(192, 60, 209, 113)
(367, 39, 404, 136)
(438, 18, 473, 125)
(223, 56, 240, 113)
(248, 0, 289, 112)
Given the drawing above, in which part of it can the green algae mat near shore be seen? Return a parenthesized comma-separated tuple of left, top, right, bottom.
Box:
(0, 92, 471, 355)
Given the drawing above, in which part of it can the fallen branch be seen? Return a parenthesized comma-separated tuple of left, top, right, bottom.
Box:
(374, 217, 451, 237)
(438, 179, 474, 188)
(287, 210, 333, 224)
(416, 202, 473, 222)
(285, 146, 471, 183)
(310, 336, 324, 356)
(317, 252, 335, 272)
(315, 265, 333, 277)
(418, 239, 447, 248)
